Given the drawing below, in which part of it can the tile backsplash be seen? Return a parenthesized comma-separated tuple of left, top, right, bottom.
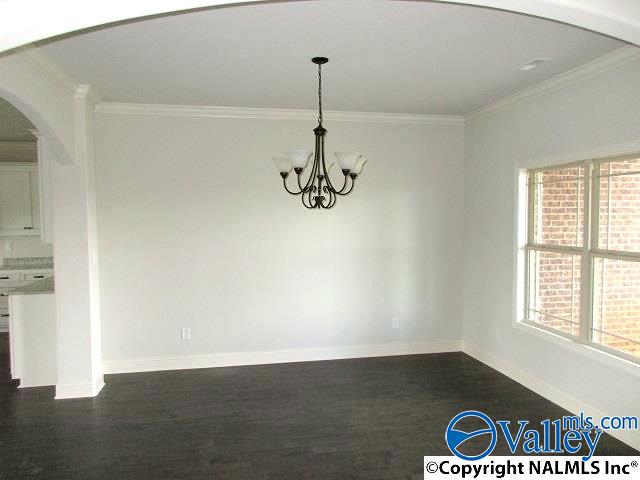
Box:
(1, 236, 54, 266)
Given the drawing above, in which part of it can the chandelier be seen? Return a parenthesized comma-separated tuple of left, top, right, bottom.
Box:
(272, 57, 367, 209)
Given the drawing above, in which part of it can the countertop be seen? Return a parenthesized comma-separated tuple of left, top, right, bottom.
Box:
(9, 277, 55, 295)
(0, 264, 54, 271)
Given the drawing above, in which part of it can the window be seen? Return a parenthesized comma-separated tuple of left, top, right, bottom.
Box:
(523, 155, 640, 363)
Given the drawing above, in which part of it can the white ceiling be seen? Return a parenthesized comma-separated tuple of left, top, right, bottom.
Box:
(39, 0, 626, 115)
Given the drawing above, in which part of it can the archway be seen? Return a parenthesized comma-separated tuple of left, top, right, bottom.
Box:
(0, 89, 71, 165)
(0, 94, 57, 391)
(0, 59, 103, 398)
(0, 0, 639, 55)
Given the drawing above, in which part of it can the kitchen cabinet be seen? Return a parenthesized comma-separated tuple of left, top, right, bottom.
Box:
(0, 269, 53, 332)
(0, 307, 8, 333)
(0, 164, 40, 237)
(9, 291, 57, 387)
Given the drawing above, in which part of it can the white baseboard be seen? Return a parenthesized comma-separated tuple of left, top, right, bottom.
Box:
(18, 381, 54, 389)
(55, 379, 104, 399)
(462, 341, 640, 452)
(103, 340, 463, 375)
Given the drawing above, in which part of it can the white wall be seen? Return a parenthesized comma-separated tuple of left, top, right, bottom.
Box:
(464, 56, 640, 428)
(94, 111, 464, 369)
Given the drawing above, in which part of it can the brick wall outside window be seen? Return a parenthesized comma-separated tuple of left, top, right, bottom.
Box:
(528, 160, 640, 359)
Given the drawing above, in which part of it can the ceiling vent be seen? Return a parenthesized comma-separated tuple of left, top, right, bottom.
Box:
(519, 58, 551, 71)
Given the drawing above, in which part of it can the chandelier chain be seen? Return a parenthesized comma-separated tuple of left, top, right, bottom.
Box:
(318, 63, 323, 125)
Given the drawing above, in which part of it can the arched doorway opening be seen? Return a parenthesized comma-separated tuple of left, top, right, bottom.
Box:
(0, 95, 57, 391)
(0, 0, 639, 55)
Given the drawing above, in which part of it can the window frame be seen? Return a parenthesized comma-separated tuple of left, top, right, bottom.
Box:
(521, 154, 640, 366)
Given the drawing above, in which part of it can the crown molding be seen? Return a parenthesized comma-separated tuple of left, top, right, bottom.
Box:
(95, 102, 465, 126)
(91, 46, 640, 126)
(74, 83, 101, 104)
(18, 49, 101, 104)
(466, 45, 640, 123)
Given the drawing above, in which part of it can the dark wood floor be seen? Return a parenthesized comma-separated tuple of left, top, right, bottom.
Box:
(0, 333, 635, 479)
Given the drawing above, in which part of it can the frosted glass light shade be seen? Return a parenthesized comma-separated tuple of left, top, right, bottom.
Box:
(352, 155, 368, 174)
(334, 152, 362, 171)
(272, 156, 293, 173)
(285, 150, 313, 169)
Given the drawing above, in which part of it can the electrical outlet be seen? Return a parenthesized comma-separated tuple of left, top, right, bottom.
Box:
(392, 317, 400, 329)
(495, 328, 502, 342)
(181, 327, 191, 340)
(4, 241, 13, 253)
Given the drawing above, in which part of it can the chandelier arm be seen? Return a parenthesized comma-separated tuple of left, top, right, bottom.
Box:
(302, 158, 319, 192)
(301, 136, 321, 192)
(301, 189, 312, 208)
(321, 184, 337, 209)
(299, 156, 316, 193)
(302, 193, 315, 209)
(319, 135, 339, 194)
(297, 172, 311, 192)
(328, 190, 337, 208)
(306, 159, 319, 191)
(310, 189, 319, 208)
(332, 173, 350, 194)
(335, 177, 356, 196)
(298, 167, 317, 193)
(321, 165, 338, 193)
(301, 179, 316, 208)
(317, 134, 351, 195)
(282, 176, 303, 195)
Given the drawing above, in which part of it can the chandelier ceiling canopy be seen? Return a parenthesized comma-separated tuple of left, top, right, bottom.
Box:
(272, 57, 367, 209)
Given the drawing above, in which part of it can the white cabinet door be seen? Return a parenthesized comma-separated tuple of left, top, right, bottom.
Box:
(0, 170, 31, 233)
(0, 311, 8, 332)
(0, 288, 9, 333)
(0, 165, 40, 236)
(0, 298, 8, 332)
(30, 170, 40, 233)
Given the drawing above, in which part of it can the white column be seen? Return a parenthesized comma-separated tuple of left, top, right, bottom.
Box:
(53, 84, 103, 399)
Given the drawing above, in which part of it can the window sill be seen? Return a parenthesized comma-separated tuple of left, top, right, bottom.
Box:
(514, 320, 640, 378)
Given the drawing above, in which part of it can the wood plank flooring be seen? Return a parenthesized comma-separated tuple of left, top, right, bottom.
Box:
(0, 333, 636, 479)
